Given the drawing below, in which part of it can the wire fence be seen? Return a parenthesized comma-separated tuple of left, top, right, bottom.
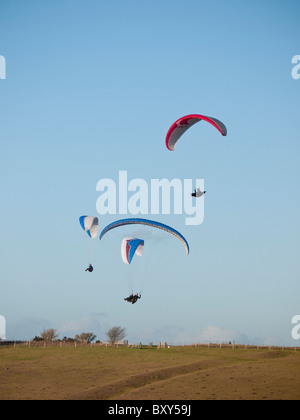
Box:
(1, 340, 299, 351)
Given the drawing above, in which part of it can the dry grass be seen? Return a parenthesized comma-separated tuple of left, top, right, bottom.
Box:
(0, 345, 299, 400)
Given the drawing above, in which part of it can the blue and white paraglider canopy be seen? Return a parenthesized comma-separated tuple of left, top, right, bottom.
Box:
(79, 215, 99, 239)
(100, 218, 189, 255)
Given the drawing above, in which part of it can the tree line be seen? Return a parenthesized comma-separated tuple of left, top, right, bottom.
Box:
(33, 326, 126, 345)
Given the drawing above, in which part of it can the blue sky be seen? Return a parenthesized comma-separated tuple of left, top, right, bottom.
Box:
(0, 0, 299, 346)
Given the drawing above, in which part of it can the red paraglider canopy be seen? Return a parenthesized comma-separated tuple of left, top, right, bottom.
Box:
(165, 114, 227, 151)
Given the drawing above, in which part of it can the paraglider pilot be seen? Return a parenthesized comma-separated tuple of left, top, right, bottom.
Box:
(124, 293, 141, 304)
(124, 293, 134, 302)
(191, 188, 206, 197)
(85, 264, 94, 272)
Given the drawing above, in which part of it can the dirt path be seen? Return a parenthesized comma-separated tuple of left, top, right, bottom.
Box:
(71, 358, 227, 400)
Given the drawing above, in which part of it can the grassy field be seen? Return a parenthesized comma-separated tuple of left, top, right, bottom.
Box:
(0, 345, 299, 400)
